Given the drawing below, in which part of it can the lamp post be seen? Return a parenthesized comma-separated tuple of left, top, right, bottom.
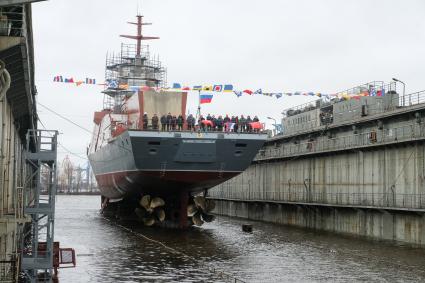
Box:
(392, 78, 406, 105)
(267, 117, 277, 135)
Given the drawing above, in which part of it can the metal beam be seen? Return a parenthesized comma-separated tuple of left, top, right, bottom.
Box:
(0, 0, 47, 7)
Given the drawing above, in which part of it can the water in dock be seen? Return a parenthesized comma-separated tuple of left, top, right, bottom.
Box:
(56, 195, 425, 282)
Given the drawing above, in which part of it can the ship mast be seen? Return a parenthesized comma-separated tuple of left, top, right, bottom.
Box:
(120, 15, 159, 57)
(103, 14, 167, 111)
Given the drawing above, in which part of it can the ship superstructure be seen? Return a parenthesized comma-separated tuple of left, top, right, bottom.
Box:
(88, 14, 267, 228)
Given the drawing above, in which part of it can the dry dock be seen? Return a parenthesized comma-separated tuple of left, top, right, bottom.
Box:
(55, 195, 425, 282)
(210, 83, 425, 246)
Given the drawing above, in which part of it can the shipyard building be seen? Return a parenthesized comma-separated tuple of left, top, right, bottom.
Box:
(0, 1, 61, 282)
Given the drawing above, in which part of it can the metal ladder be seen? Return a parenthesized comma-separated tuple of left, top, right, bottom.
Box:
(21, 130, 58, 282)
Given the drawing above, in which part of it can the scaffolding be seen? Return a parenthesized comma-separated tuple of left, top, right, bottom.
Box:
(101, 15, 167, 111)
(21, 130, 58, 282)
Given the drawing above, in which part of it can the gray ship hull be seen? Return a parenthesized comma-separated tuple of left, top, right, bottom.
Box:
(89, 130, 267, 199)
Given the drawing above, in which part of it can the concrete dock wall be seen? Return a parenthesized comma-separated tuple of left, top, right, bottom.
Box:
(212, 143, 425, 210)
(210, 121, 425, 245)
(213, 199, 425, 245)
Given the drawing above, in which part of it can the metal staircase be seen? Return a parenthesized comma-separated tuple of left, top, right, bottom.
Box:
(21, 130, 58, 282)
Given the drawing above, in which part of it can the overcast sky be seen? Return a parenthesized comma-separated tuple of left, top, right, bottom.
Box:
(32, 0, 425, 166)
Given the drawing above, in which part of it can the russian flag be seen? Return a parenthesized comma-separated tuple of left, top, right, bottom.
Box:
(200, 94, 213, 104)
(223, 84, 233, 92)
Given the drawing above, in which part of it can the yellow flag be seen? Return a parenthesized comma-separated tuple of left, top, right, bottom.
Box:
(202, 85, 213, 91)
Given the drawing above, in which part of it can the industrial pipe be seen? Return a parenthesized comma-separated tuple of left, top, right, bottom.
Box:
(0, 59, 11, 218)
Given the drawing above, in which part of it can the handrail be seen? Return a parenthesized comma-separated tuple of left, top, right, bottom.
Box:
(257, 122, 425, 160)
(0, 6, 26, 37)
(282, 81, 393, 114)
(209, 191, 425, 210)
(282, 90, 425, 137)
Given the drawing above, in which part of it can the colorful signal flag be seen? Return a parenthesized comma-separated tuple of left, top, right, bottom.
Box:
(53, 76, 63, 82)
(85, 78, 96, 84)
(233, 90, 242, 97)
(193, 85, 202, 90)
(172, 83, 181, 89)
(202, 85, 213, 91)
(213, 85, 223, 92)
(223, 84, 233, 92)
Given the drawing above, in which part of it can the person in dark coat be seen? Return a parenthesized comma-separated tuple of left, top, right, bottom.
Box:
(143, 112, 148, 130)
(160, 114, 167, 131)
(216, 115, 223, 131)
(166, 112, 172, 131)
(171, 115, 177, 130)
(239, 115, 246, 132)
(246, 115, 252, 132)
(187, 114, 194, 131)
(152, 114, 159, 130)
(177, 115, 184, 131)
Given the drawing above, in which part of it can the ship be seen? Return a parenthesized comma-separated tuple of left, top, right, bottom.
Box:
(88, 14, 267, 228)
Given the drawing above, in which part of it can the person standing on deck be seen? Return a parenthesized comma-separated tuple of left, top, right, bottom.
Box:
(177, 114, 184, 131)
(211, 115, 217, 131)
(160, 114, 166, 131)
(246, 115, 252, 132)
(152, 114, 159, 130)
(187, 114, 195, 131)
(198, 115, 205, 131)
(239, 115, 246, 132)
(171, 115, 177, 130)
(217, 115, 223, 131)
(143, 112, 149, 130)
(223, 114, 230, 131)
(166, 112, 172, 131)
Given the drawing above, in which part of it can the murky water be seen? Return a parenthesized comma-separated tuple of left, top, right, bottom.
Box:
(55, 195, 425, 282)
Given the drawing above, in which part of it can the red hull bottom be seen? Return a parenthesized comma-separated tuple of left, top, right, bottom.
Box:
(95, 170, 241, 200)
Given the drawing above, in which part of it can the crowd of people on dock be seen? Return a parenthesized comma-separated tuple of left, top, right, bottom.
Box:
(142, 112, 262, 132)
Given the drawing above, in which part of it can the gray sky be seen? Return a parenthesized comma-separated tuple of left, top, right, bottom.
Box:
(32, 0, 425, 165)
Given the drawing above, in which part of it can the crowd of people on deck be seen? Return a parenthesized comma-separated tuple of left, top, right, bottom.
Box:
(141, 112, 262, 132)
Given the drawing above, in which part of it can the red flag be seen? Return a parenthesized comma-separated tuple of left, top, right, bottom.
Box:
(243, 89, 253, 95)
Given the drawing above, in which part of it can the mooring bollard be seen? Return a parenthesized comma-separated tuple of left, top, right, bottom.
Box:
(242, 224, 253, 233)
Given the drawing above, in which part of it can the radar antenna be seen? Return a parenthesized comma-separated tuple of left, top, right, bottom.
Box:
(120, 15, 159, 57)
